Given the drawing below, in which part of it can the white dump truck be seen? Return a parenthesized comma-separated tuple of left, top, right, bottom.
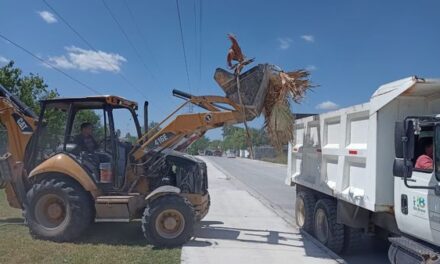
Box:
(286, 76, 440, 263)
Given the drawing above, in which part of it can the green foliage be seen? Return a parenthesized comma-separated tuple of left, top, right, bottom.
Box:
(222, 128, 246, 150)
(72, 110, 104, 141)
(222, 125, 269, 151)
(0, 61, 60, 151)
(0, 61, 101, 151)
(124, 132, 138, 144)
(147, 121, 161, 134)
(208, 139, 223, 150)
(0, 61, 58, 114)
(187, 135, 210, 155)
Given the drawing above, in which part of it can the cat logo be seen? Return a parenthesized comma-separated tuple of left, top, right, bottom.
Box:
(204, 113, 212, 123)
(12, 113, 33, 134)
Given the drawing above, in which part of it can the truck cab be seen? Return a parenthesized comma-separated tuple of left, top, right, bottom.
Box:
(286, 76, 440, 262)
(392, 116, 440, 261)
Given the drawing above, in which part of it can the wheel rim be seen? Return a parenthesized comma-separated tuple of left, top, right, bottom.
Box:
(315, 208, 329, 243)
(155, 209, 185, 239)
(296, 198, 306, 227)
(34, 194, 67, 229)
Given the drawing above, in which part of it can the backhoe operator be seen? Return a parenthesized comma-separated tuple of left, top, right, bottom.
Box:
(74, 122, 98, 153)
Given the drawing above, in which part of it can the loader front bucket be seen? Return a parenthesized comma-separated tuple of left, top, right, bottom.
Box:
(214, 64, 273, 120)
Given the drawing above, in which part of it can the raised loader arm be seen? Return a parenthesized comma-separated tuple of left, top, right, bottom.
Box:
(0, 84, 38, 208)
(131, 90, 248, 161)
(130, 64, 272, 163)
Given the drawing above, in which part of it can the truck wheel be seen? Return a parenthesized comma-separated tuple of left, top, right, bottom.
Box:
(24, 177, 93, 242)
(295, 191, 316, 233)
(343, 226, 362, 253)
(313, 199, 345, 253)
(142, 195, 195, 247)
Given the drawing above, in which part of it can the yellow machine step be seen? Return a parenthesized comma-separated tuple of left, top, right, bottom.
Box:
(95, 194, 145, 222)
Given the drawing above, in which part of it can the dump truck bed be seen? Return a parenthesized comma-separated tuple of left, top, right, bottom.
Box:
(286, 77, 440, 212)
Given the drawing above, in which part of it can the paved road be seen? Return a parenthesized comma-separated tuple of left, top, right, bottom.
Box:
(206, 156, 390, 264)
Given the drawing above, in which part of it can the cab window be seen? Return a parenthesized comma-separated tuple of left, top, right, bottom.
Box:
(413, 128, 434, 173)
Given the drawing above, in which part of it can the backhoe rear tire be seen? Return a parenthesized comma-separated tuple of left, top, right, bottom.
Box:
(142, 195, 195, 247)
(24, 177, 93, 242)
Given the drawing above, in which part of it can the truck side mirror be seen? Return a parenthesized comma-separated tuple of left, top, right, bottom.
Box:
(393, 120, 415, 178)
(393, 158, 413, 178)
(394, 122, 404, 158)
(405, 120, 415, 160)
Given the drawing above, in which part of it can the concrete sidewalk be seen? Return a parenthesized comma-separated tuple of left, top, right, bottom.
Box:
(181, 158, 342, 264)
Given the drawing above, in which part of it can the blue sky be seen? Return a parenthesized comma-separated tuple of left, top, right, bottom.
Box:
(1, 0, 440, 139)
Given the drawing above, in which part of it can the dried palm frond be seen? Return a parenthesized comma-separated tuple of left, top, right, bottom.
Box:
(262, 69, 313, 149)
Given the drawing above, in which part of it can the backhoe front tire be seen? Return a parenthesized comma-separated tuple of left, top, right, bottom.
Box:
(142, 195, 195, 247)
(24, 177, 93, 242)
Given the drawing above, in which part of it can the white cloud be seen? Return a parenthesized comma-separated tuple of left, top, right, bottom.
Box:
(37, 10, 58, 24)
(306, 65, 317, 71)
(47, 46, 127, 73)
(316, 101, 339, 111)
(0, 56, 9, 64)
(301, 35, 315, 43)
(278, 37, 293, 50)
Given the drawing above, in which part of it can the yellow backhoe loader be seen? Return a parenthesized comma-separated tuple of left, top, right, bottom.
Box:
(0, 64, 272, 247)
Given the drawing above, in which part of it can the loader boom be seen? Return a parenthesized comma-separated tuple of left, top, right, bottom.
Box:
(131, 64, 273, 162)
(0, 85, 38, 208)
(131, 92, 248, 161)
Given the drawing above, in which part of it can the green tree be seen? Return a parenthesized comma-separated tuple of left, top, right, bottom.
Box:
(147, 121, 161, 135)
(187, 135, 210, 155)
(221, 125, 269, 151)
(0, 61, 101, 151)
(209, 139, 223, 150)
(0, 61, 58, 114)
(0, 61, 60, 151)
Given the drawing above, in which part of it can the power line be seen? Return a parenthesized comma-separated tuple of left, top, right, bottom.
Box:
(41, 0, 149, 100)
(0, 33, 101, 94)
(193, 0, 200, 94)
(199, 0, 203, 89)
(122, 0, 159, 69)
(175, 0, 192, 112)
(101, 0, 154, 80)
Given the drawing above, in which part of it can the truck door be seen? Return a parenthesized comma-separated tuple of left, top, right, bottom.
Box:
(395, 125, 440, 245)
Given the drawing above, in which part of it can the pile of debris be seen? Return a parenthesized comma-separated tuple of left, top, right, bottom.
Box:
(215, 34, 313, 150)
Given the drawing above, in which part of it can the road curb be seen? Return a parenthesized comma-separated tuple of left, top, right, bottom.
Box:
(205, 157, 347, 264)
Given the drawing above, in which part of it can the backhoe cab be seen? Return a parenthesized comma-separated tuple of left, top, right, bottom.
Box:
(0, 64, 273, 247)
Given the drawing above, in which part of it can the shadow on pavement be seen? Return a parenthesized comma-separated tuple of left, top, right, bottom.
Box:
(188, 220, 305, 248)
(186, 220, 337, 260)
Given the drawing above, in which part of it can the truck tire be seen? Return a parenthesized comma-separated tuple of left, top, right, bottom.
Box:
(343, 226, 362, 253)
(24, 177, 93, 242)
(142, 195, 195, 247)
(313, 199, 345, 253)
(295, 191, 316, 233)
